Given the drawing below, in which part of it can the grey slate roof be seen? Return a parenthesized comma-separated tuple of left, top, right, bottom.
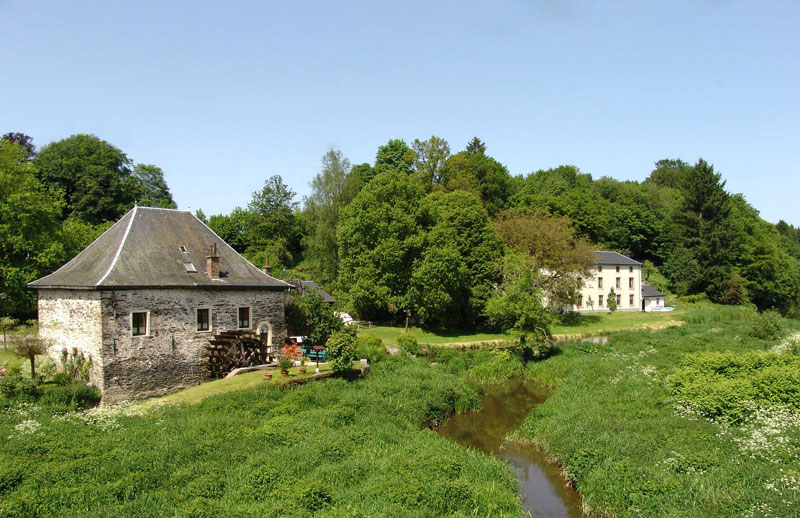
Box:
(641, 284, 665, 298)
(594, 251, 642, 266)
(29, 206, 291, 290)
(297, 280, 335, 303)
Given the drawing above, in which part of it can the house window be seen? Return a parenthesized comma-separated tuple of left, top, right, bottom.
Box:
(629, 266, 633, 272)
(629, 294, 634, 306)
(616, 294, 621, 305)
(616, 266, 620, 272)
(131, 311, 149, 337)
(599, 295, 604, 307)
(629, 277, 634, 288)
(577, 295, 583, 308)
(597, 265, 602, 272)
(616, 277, 621, 289)
(238, 307, 250, 329)
(598, 278, 603, 289)
(196, 308, 211, 332)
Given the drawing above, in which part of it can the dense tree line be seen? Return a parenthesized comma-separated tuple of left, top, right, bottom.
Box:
(0, 133, 177, 317)
(4, 129, 798, 326)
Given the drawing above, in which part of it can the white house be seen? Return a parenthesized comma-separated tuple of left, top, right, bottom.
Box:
(642, 284, 666, 312)
(573, 251, 642, 312)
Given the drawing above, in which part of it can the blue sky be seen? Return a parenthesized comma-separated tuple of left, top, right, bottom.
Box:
(2, 1, 798, 224)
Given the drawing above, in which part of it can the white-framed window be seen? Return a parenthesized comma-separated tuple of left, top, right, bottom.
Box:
(577, 294, 583, 308)
(598, 278, 603, 289)
(616, 265, 620, 272)
(238, 306, 251, 329)
(629, 277, 634, 288)
(629, 266, 633, 272)
(598, 265, 603, 272)
(131, 311, 150, 337)
(599, 295, 604, 307)
(616, 277, 621, 289)
(616, 294, 621, 305)
(629, 294, 634, 306)
(196, 308, 212, 332)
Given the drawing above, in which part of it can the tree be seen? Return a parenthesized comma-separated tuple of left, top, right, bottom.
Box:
(132, 164, 177, 208)
(484, 252, 552, 340)
(304, 149, 351, 285)
(494, 211, 595, 311)
(246, 175, 300, 253)
(0, 317, 18, 349)
(1, 132, 35, 159)
(0, 140, 65, 316)
(411, 135, 450, 189)
(194, 208, 208, 224)
(607, 288, 618, 312)
(337, 171, 425, 321)
(34, 134, 138, 224)
(465, 136, 486, 155)
(207, 208, 251, 253)
(374, 139, 415, 176)
(285, 293, 342, 346)
(12, 334, 47, 379)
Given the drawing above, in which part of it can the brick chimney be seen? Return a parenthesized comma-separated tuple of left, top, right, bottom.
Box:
(262, 255, 272, 276)
(206, 242, 220, 279)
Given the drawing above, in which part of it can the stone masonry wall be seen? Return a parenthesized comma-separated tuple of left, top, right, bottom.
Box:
(100, 288, 285, 403)
(37, 290, 105, 390)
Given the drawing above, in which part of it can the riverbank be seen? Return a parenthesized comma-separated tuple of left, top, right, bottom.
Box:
(513, 307, 800, 517)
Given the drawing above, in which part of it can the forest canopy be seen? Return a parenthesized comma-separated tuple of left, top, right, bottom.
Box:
(2, 131, 798, 326)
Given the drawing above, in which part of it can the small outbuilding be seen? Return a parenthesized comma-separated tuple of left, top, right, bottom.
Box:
(641, 284, 666, 312)
(28, 206, 291, 403)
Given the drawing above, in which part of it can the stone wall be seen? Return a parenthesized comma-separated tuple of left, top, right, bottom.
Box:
(37, 290, 105, 389)
(99, 288, 285, 403)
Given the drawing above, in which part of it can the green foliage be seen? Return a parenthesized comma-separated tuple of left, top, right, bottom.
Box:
(467, 349, 524, 383)
(484, 253, 552, 336)
(355, 335, 388, 363)
(396, 333, 419, 354)
(303, 149, 351, 285)
(670, 350, 800, 423)
(40, 381, 101, 409)
(520, 318, 800, 516)
(327, 328, 357, 373)
(285, 293, 342, 345)
(0, 372, 40, 402)
(749, 310, 786, 340)
(607, 287, 618, 312)
(34, 134, 137, 224)
(278, 357, 292, 372)
(131, 164, 177, 208)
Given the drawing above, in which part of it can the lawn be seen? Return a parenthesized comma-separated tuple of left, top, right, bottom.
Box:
(156, 362, 338, 405)
(359, 302, 688, 346)
(0, 347, 24, 370)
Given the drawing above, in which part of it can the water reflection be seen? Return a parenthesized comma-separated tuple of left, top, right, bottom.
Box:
(437, 379, 582, 518)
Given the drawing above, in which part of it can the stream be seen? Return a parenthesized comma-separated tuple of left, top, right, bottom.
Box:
(436, 378, 582, 518)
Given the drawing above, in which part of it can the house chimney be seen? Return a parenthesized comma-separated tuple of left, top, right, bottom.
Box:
(262, 255, 272, 276)
(206, 242, 220, 279)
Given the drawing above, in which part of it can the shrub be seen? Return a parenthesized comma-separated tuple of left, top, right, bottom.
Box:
(278, 357, 292, 372)
(20, 355, 57, 382)
(356, 335, 388, 363)
(40, 381, 101, 409)
(0, 373, 40, 402)
(327, 328, 357, 373)
(749, 309, 786, 340)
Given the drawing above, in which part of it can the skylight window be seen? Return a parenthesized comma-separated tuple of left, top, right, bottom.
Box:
(179, 245, 188, 253)
(183, 262, 197, 273)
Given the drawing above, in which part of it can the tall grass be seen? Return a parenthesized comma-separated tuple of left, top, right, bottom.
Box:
(519, 313, 800, 517)
(0, 357, 522, 517)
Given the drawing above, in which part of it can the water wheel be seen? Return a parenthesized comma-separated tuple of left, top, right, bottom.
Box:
(204, 330, 270, 378)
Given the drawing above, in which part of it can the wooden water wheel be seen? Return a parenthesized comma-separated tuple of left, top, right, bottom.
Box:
(204, 330, 271, 378)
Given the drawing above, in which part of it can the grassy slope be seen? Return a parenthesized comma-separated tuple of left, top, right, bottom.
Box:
(0, 358, 522, 518)
(517, 304, 800, 517)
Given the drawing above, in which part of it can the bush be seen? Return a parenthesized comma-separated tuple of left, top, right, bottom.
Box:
(467, 350, 524, 383)
(20, 356, 57, 382)
(356, 335, 388, 363)
(396, 333, 432, 357)
(327, 329, 357, 373)
(749, 309, 786, 340)
(40, 381, 101, 409)
(0, 373, 40, 402)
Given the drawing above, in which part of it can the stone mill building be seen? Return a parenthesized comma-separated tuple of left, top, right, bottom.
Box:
(28, 206, 290, 403)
